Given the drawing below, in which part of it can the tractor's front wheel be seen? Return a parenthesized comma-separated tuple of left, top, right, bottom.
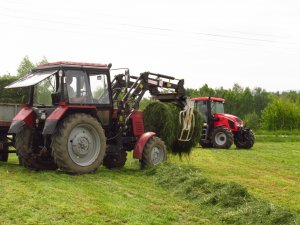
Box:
(15, 126, 57, 170)
(235, 129, 255, 149)
(212, 127, 233, 149)
(51, 113, 106, 174)
(141, 136, 167, 169)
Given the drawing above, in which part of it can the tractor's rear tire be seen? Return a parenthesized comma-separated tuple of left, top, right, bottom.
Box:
(199, 140, 213, 148)
(51, 113, 106, 174)
(141, 136, 167, 169)
(212, 127, 233, 149)
(103, 150, 127, 169)
(235, 129, 255, 149)
(15, 126, 57, 170)
(0, 143, 8, 162)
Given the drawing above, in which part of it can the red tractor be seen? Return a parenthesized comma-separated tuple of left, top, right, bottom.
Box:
(4, 61, 189, 174)
(192, 97, 255, 149)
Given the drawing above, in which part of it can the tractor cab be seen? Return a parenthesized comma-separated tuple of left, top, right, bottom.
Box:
(6, 62, 113, 130)
(193, 97, 225, 122)
(192, 97, 255, 149)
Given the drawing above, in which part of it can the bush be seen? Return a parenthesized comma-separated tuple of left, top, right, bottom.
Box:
(243, 112, 261, 130)
(0, 75, 28, 103)
(261, 99, 300, 130)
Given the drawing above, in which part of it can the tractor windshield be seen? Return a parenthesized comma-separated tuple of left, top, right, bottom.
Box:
(211, 101, 224, 114)
(33, 73, 57, 106)
(64, 70, 110, 105)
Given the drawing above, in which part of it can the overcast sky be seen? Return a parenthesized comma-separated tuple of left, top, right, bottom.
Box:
(0, 0, 300, 92)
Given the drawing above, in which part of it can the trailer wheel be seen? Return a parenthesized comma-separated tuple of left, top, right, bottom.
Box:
(235, 129, 255, 149)
(212, 127, 233, 149)
(141, 136, 167, 169)
(51, 113, 106, 174)
(15, 126, 57, 170)
(103, 150, 127, 169)
(0, 143, 8, 162)
(199, 140, 213, 148)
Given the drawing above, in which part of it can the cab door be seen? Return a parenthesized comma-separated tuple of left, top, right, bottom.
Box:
(87, 72, 112, 128)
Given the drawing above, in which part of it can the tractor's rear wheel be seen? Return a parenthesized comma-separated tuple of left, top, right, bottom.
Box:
(212, 127, 233, 149)
(0, 142, 8, 162)
(15, 126, 57, 170)
(141, 136, 167, 169)
(51, 113, 106, 174)
(199, 140, 213, 148)
(103, 150, 127, 169)
(235, 129, 255, 149)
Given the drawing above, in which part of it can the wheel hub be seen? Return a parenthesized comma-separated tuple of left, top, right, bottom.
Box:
(68, 124, 101, 166)
(151, 147, 163, 165)
(215, 132, 227, 145)
(71, 134, 90, 156)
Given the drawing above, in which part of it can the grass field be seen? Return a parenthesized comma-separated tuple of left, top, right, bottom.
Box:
(0, 141, 299, 224)
(170, 142, 300, 213)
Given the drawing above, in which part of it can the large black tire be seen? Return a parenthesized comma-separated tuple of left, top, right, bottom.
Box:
(212, 127, 233, 149)
(0, 143, 8, 162)
(15, 126, 57, 170)
(199, 140, 213, 148)
(51, 113, 106, 174)
(235, 129, 255, 149)
(141, 136, 167, 169)
(103, 150, 127, 169)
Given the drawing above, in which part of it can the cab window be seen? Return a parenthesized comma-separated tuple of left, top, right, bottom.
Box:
(89, 73, 110, 104)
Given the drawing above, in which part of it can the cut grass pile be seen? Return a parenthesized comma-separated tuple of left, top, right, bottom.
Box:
(143, 101, 202, 155)
(171, 142, 300, 214)
(147, 162, 298, 225)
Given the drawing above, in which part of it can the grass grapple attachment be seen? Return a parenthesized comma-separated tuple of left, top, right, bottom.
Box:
(178, 98, 195, 142)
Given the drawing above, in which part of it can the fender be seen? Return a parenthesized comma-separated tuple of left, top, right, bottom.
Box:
(133, 132, 156, 160)
(42, 106, 68, 135)
(8, 107, 34, 134)
(42, 105, 98, 135)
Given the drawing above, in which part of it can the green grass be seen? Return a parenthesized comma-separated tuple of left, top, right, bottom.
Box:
(170, 142, 300, 214)
(0, 156, 217, 225)
(0, 141, 299, 224)
(255, 130, 300, 142)
(148, 163, 296, 225)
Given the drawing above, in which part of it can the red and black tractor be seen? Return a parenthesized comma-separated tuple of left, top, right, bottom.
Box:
(5, 61, 189, 174)
(192, 97, 255, 149)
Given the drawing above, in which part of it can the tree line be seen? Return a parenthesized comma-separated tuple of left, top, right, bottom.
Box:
(187, 84, 300, 130)
(1, 57, 300, 130)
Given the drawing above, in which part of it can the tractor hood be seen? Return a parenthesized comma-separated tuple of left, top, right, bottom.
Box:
(214, 113, 244, 126)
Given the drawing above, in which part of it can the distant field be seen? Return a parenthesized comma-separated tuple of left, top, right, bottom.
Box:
(0, 140, 299, 224)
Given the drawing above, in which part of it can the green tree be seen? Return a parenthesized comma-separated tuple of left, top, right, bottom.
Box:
(0, 56, 48, 103)
(17, 56, 34, 77)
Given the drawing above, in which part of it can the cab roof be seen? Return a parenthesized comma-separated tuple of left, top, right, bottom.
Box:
(34, 61, 110, 71)
(192, 97, 225, 102)
(6, 61, 111, 89)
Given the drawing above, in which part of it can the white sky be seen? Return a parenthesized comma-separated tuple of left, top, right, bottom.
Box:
(0, 0, 300, 92)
